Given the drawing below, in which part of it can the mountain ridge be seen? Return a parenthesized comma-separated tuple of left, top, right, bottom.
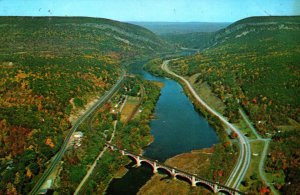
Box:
(209, 16, 300, 48)
(168, 15, 300, 194)
(160, 16, 300, 49)
(0, 16, 170, 194)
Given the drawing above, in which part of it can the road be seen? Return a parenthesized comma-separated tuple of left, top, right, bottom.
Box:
(258, 139, 278, 195)
(239, 108, 262, 140)
(259, 139, 270, 186)
(161, 60, 251, 189)
(29, 71, 125, 195)
(240, 108, 277, 194)
(74, 121, 117, 195)
(75, 82, 144, 193)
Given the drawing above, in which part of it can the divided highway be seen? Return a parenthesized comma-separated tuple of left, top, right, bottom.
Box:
(161, 60, 251, 189)
(29, 71, 125, 195)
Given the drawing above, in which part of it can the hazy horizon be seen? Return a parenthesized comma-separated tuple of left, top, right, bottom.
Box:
(0, 0, 299, 23)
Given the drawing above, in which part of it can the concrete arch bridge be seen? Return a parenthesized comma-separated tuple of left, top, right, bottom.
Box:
(105, 143, 244, 195)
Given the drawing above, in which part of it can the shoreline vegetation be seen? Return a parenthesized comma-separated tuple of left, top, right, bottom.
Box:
(59, 75, 163, 194)
(159, 16, 300, 194)
(142, 59, 239, 192)
(0, 16, 170, 194)
(91, 78, 162, 194)
(100, 77, 165, 193)
(142, 16, 300, 194)
(1, 16, 298, 194)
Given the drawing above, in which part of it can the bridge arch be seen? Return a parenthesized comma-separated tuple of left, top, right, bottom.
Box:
(156, 166, 174, 177)
(174, 173, 193, 184)
(123, 153, 139, 164)
(139, 159, 155, 170)
(195, 181, 215, 192)
(106, 144, 241, 195)
(218, 189, 233, 195)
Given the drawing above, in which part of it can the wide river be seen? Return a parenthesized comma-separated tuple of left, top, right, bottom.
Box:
(106, 62, 219, 194)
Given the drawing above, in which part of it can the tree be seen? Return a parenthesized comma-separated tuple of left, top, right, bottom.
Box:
(241, 178, 250, 187)
(230, 131, 238, 139)
(250, 173, 258, 180)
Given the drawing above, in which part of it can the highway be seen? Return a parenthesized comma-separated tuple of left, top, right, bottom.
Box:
(161, 60, 251, 190)
(239, 109, 277, 194)
(29, 71, 126, 195)
(241, 109, 278, 194)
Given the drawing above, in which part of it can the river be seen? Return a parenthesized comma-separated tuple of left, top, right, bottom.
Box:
(105, 61, 219, 194)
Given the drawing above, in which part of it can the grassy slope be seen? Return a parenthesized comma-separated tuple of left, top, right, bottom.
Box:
(169, 16, 300, 193)
(0, 16, 169, 194)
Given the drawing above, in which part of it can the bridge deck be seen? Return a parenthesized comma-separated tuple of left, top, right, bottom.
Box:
(105, 143, 244, 195)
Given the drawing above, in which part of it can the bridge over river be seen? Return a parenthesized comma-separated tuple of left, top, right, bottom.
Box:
(106, 143, 244, 195)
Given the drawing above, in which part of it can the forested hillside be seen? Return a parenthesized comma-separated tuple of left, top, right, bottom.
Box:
(169, 16, 300, 193)
(0, 16, 169, 194)
(161, 32, 213, 49)
(162, 16, 300, 50)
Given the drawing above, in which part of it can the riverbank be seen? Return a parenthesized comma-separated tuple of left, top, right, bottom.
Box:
(70, 77, 162, 194)
(106, 60, 219, 194)
(160, 59, 277, 194)
(139, 59, 239, 193)
(103, 81, 163, 192)
(138, 148, 214, 195)
(143, 58, 229, 140)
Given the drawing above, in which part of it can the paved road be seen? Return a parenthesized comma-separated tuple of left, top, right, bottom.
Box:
(161, 60, 251, 189)
(239, 108, 277, 194)
(259, 139, 270, 186)
(74, 121, 117, 195)
(29, 71, 125, 195)
(239, 108, 261, 140)
(259, 139, 278, 195)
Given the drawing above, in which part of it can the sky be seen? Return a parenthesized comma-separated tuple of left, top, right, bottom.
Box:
(0, 0, 299, 22)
